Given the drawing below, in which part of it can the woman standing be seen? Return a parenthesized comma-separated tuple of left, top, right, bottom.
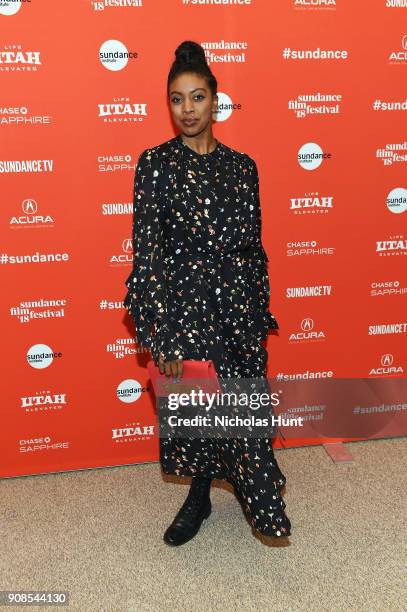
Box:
(124, 40, 291, 546)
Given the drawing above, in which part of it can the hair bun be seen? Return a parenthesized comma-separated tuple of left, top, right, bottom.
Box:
(175, 40, 207, 66)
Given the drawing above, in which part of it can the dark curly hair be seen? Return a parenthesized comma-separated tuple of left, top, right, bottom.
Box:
(167, 40, 217, 96)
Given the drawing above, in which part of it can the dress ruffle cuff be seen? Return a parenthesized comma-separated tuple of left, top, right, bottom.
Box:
(123, 271, 184, 364)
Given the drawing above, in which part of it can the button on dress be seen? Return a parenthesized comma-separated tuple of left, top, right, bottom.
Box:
(123, 134, 291, 537)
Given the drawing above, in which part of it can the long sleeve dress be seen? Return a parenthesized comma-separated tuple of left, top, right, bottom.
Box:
(123, 134, 291, 538)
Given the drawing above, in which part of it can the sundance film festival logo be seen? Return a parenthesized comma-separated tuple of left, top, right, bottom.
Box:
(289, 318, 326, 343)
(91, 0, 143, 10)
(0, 45, 41, 71)
(0, 1, 31, 17)
(376, 235, 407, 255)
(10, 298, 66, 323)
(98, 97, 148, 123)
(377, 141, 407, 167)
(99, 40, 138, 71)
(108, 338, 149, 359)
(389, 34, 407, 63)
(290, 192, 334, 215)
(288, 93, 342, 118)
(298, 142, 332, 170)
(201, 40, 248, 63)
(9, 198, 54, 228)
(21, 390, 67, 413)
(110, 237, 133, 266)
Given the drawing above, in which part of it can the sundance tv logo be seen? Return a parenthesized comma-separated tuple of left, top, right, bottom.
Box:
(99, 40, 138, 71)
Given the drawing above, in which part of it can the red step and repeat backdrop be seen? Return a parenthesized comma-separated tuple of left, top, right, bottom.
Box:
(1, 0, 406, 478)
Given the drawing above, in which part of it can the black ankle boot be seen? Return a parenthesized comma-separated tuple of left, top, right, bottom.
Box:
(163, 477, 212, 546)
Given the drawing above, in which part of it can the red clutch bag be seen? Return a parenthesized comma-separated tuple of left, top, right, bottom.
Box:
(147, 359, 220, 398)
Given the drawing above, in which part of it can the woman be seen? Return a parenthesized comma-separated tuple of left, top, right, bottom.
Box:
(123, 40, 291, 546)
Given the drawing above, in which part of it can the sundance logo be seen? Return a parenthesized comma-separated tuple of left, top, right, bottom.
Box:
(0, 2, 29, 17)
(386, 187, 407, 214)
(214, 92, 241, 122)
(10, 198, 54, 228)
(298, 143, 332, 170)
(27, 344, 62, 369)
(289, 318, 326, 343)
(99, 40, 138, 71)
(98, 97, 148, 123)
(116, 378, 145, 403)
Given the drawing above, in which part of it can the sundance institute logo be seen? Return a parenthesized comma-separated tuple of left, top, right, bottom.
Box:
(99, 40, 138, 71)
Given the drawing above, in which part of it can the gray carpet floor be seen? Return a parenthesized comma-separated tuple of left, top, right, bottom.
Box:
(0, 437, 405, 612)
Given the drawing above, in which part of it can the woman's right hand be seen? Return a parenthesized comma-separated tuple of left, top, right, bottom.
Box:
(158, 353, 183, 380)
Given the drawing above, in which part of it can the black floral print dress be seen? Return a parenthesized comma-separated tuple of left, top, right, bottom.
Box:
(123, 134, 291, 537)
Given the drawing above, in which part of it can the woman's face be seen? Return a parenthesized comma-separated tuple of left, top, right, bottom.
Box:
(168, 72, 218, 137)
